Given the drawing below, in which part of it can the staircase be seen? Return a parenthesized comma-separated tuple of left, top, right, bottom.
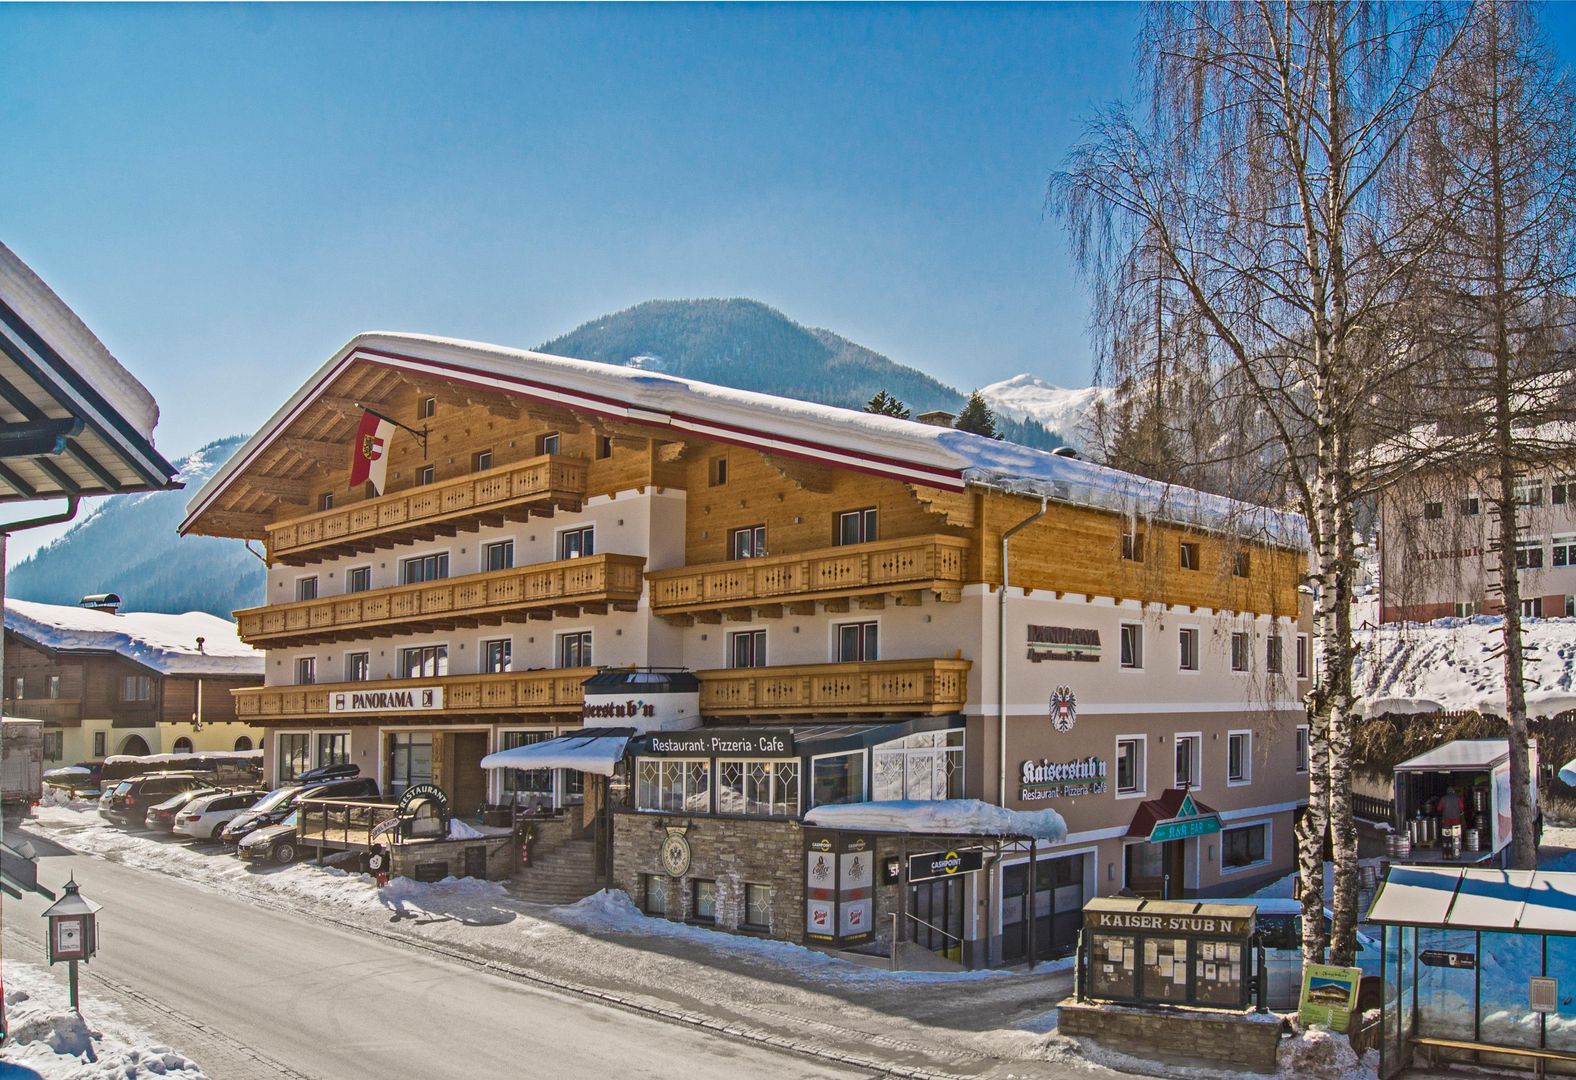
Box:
(513, 816, 602, 904)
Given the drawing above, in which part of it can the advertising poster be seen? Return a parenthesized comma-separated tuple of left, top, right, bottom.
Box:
(1299, 964, 1362, 1033)
(840, 899, 872, 937)
(1492, 761, 1513, 854)
(806, 899, 835, 940)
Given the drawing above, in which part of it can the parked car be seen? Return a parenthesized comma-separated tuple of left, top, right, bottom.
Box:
(1229, 898, 1383, 1012)
(99, 780, 132, 817)
(101, 772, 214, 827)
(174, 789, 269, 841)
(220, 776, 380, 846)
(144, 787, 221, 832)
(43, 761, 102, 797)
(237, 811, 303, 866)
(296, 763, 360, 785)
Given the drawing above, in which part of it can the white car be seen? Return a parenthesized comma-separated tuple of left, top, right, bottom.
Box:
(174, 789, 267, 841)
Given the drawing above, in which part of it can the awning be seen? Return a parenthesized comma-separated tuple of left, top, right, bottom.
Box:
(1395, 739, 1509, 773)
(802, 798, 1067, 841)
(1367, 865, 1576, 935)
(1126, 788, 1221, 843)
(479, 728, 635, 778)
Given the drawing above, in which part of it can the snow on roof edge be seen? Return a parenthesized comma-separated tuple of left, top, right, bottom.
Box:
(5, 599, 262, 678)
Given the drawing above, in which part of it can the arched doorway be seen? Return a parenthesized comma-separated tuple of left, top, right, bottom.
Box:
(234, 736, 253, 751)
(172, 737, 193, 754)
(118, 734, 151, 756)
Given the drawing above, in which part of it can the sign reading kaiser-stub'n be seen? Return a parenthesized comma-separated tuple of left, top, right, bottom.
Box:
(330, 687, 444, 713)
(1084, 906, 1255, 939)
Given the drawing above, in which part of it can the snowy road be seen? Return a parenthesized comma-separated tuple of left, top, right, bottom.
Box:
(1, 827, 872, 1080)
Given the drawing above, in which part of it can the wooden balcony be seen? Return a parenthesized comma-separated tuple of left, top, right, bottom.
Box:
(647, 535, 969, 623)
(233, 667, 595, 722)
(696, 658, 971, 718)
(4, 698, 83, 725)
(235, 554, 646, 648)
(266, 454, 588, 565)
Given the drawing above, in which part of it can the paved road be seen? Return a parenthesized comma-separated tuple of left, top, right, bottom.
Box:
(2, 827, 874, 1080)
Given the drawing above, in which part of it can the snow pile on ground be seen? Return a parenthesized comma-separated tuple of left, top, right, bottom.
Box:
(446, 817, 484, 840)
(1354, 616, 1576, 718)
(38, 787, 95, 809)
(5, 600, 260, 678)
(802, 798, 1067, 841)
(1277, 1021, 1377, 1079)
(1, 960, 208, 1078)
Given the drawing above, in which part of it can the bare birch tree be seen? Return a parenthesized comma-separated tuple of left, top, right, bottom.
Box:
(1052, 2, 1460, 964)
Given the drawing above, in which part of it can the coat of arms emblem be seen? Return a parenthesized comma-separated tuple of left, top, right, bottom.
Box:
(1050, 686, 1077, 733)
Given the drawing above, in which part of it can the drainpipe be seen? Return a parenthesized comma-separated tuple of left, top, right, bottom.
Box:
(999, 496, 1049, 807)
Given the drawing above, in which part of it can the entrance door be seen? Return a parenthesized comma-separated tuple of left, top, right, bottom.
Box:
(450, 732, 488, 816)
(1001, 856, 1087, 964)
(909, 877, 964, 962)
(1126, 840, 1187, 898)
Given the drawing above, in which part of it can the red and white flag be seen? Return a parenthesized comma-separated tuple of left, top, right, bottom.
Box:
(348, 410, 395, 494)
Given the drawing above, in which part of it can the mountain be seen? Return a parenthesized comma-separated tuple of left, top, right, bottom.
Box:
(539, 298, 1067, 449)
(977, 374, 1113, 451)
(6, 435, 265, 619)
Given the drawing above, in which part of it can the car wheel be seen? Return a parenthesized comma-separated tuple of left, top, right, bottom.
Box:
(273, 841, 297, 865)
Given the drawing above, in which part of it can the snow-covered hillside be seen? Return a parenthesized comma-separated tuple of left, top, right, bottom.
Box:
(1354, 617, 1576, 718)
(977, 374, 1112, 448)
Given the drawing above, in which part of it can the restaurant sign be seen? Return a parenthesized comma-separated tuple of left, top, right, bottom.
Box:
(1020, 755, 1107, 802)
(1085, 908, 1255, 938)
(1027, 625, 1101, 663)
(329, 686, 443, 713)
(637, 730, 796, 757)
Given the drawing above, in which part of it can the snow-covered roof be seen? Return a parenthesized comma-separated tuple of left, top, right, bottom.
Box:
(183, 332, 1306, 546)
(479, 730, 633, 777)
(1394, 740, 1509, 772)
(1354, 617, 1576, 719)
(5, 599, 263, 678)
(1368, 865, 1576, 933)
(802, 798, 1067, 841)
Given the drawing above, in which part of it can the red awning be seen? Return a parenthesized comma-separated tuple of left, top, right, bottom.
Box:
(1126, 788, 1221, 840)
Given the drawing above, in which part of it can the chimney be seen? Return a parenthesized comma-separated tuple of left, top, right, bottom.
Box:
(916, 410, 955, 428)
(80, 593, 122, 615)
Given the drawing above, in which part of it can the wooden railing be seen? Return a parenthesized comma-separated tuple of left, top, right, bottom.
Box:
(646, 534, 970, 617)
(233, 667, 595, 721)
(267, 454, 588, 564)
(3, 698, 84, 724)
(297, 797, 400, 849)
(696, 658, 971, 717)
(235, 554, 646, 647)
(1353, 792, 1396, 827)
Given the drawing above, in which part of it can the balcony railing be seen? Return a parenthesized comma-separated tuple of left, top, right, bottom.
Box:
(233, 667, 594, 721)
(696, 658, 971, 717)
(267, 454, 588, 565)
(647, 534, 969, 620)
(236, 553, 646, 648)
(3, 698, 84, 724)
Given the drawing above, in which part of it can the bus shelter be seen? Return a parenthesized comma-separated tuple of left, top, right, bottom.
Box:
(1367, 865, 1576, 1076)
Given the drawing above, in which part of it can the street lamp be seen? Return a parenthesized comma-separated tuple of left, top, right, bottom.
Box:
(41, 875, 100, 1012)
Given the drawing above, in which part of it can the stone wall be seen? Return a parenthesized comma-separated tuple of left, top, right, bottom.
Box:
(390, 835, 517, 882)
(1057, 999, 1283, 1073)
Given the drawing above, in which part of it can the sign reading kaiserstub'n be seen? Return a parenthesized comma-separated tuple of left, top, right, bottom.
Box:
(330, 687, 443, 713)
(1027, 625, 1101, 663)
(1084, 907, 1256, 938)
(1020, 755, 1107, 802)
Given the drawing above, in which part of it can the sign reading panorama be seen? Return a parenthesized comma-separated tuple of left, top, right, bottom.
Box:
(328, 687, 444, 713)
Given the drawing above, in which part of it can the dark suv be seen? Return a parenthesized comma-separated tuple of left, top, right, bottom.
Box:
(220, 776, 381, 846)
(102, 772, 215, 827)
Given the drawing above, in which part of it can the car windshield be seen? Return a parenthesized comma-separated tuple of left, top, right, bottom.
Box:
(113, 782, 133, 795)
(251, 787, 299, 813)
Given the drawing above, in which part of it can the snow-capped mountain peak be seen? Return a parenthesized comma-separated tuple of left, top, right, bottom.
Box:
(977, 374, 1112, 447)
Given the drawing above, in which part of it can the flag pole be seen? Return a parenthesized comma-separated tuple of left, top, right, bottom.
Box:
(356, 405, 429, 457)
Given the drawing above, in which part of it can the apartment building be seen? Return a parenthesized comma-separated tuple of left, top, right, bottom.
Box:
(181, 332, 1310, 967)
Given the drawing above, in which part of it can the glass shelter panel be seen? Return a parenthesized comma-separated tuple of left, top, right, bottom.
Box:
(1414, 926, 1478, 1040)
(1477, 931, 1543, 1051)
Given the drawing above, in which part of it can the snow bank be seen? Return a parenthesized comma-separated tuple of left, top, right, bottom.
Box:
(446, 818, 484, 840)
(1276, 1022, 1377, 1079)
(1354, 616, 1576, 719)
(802, 798, 1067, 841)
(1, 959, 208, 1078)
(5, 600, 261, 678)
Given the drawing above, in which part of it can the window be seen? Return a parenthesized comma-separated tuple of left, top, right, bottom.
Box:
(709, 456, 727, 486)
(1119, 623, 1143, 669)
(729, 629, 766, 668)
(234, 736, 253, 752)
(1180, 542, 1200, 571)
(172, 736, 193, 754)
(1222, 823, 1268, 870)
(558, 631, 592, 668)
(1517, 540, 1545, 571)
(399, 645, 448, 678)
(1174, 735, 1200, 789)
(279, 733, 310, 781)
(122, 675, 152, 702)
(1569, 596, 1576, 618)
(1266, 635, 1284, 675)
(1295, 726, 1309, 773)
(317, 733, 349, 768)
(345, 652, 370, 682)
(1296, 634, 1310, 680)
(473, 449, 493, 471)
(1455, 601, 1482, 618)
(1120, 525, 1144, 563)
(10, 676, 22, 700)
(558, 526, 594, 560)
(484, 540, 514, 572)
(1178, 628, 1199, 672)
(538, 432, 560, 455)
(717, 759, 800, 816)
(643, 874, 668, 916)
(1460, 496, 1480, 516)
(296, 657, 316, 685)
(296, 576, 319, 602)
(1554, 535, 1576, 567)
(691, 879, 717, 923)
(837, 508, 877, 545)
(1231, 632, 1250, 673)
(872, 729, 964, 802)
(1227, 731, 1251, 784)
(42, 731, 63, 761)
(730, 525, 766, 560)
(1515, 478, 1545, 507)
(499, 731, 553, 799)
(388, 732, 433, 797)
(1556, 478, 1576, 505)
(1422, 501, 1443, 521)
(744, 883, 771, 930)
(1233, 551, 1251, 578)
(319, 493, 334, 512)
(484, 639, 513, 674)
(836, 622, 878, 662)
(1116, 738, 1144, 795)
(46, 674, 61, 699)
(346, 566, 372, 593)
(596, 435, 613, 460)
(418, 464, 435, 486)
(1522, 597, 1544, 618)
(635, 759, 711, 812)
(401, 553, 449, 584)
(419, 396, 436, 419)
(810, 751, 865, 807)
(93, 731, 107, 758)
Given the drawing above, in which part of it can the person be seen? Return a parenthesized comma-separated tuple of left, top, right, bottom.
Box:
(1439, 786, 1464, 829)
